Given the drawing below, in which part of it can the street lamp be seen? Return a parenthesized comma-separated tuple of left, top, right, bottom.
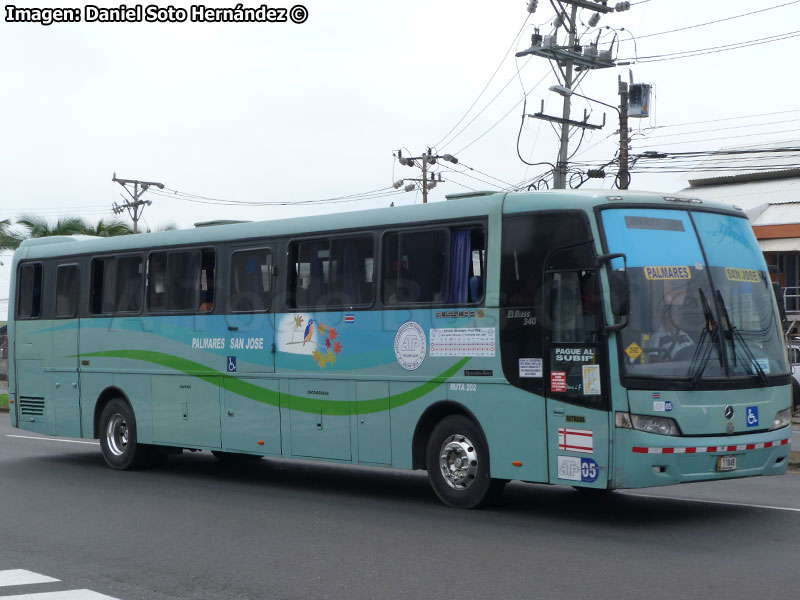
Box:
(548, 84, 630, 189)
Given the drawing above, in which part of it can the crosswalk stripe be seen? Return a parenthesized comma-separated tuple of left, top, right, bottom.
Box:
(0, 571, 59, 588)
(0, 590, 120, 599)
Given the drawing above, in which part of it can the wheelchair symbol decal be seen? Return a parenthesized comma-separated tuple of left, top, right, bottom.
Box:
(746, 406, 759, 428)
(227, 356, 237, 372)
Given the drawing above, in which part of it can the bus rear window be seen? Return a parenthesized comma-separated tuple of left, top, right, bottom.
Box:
(17, 263, 43, 319)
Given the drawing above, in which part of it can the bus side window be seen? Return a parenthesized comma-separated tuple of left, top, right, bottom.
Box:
(288, 236, 373, 309)
(288, 239, 330, 309)
(329, 236, 374, 306)
(90, 257, 116, 315)
(17, 263, 43, 319)
(55, 264, 79, 318)
(115, 256, 143, 313)
(382, 229, 447, 305)
(447, 227, 485, 305)
(230, 248, 273, 313)
(199, 249, 215, 313)
(147, 252, 168, 312)
(167, 252, 199, 311)
(147, 249, 214, 313)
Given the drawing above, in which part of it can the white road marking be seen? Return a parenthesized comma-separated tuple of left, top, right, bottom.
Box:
(625, 492, 800, 513)
(0, 571, 59, 587)
(0, 591, 120, 599)
(5, 435, 99, 446)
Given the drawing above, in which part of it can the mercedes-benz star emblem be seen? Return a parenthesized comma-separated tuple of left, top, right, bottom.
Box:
(724, 405, 735, 419)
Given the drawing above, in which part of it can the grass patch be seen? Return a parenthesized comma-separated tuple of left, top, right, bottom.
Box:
(0, 393, 8, 409)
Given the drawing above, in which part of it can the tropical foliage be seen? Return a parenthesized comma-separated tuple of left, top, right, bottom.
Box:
(0, 215, 137, 250)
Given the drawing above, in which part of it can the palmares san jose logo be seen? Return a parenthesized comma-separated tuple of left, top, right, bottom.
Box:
(4, 4, 310, 26)
(278, 314, 342, 369)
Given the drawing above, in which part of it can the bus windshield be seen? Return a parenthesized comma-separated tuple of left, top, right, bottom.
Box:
(601, 207, 788, 383)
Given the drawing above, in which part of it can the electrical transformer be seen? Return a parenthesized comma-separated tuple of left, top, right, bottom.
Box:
(628, 83, 651, 118)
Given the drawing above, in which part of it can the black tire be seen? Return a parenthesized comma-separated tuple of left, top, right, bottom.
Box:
(211, 450, 264, 464)
(426, 415, 505, 509)
(99, 398, 150, 470)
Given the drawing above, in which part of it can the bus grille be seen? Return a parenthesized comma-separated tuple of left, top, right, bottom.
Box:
(19, 398, 45, 416)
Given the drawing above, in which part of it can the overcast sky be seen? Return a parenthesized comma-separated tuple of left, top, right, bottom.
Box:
(2, 0, 799, 318)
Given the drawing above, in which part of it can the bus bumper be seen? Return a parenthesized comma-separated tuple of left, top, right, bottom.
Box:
(612, 426, 791, 489)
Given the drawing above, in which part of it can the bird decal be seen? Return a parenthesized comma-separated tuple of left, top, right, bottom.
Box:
(287, 315, 342, 368)
(303, 319, 315, 345)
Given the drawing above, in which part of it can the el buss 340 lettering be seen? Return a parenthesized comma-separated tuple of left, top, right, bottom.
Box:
(6, 190, 792, 509)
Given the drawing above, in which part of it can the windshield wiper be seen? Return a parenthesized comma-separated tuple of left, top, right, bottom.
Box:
(689, 289, 724, 387)
(716, 290, 768, 384)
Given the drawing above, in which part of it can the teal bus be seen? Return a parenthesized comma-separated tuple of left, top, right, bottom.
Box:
(6, 190, 793, 508)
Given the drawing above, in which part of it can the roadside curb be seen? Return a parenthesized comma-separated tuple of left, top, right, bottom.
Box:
(0, 408, 9, 414)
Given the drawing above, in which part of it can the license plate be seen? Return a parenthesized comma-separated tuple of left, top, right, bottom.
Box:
(717, 455, 737, 471)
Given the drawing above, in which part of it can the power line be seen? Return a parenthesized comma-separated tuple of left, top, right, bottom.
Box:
(619, 30, 800, 63)
(149, 186, 406, 207)
(635, 117, 800, 140)
(434, 14, 531, 150)
(453, 161, 517, 188)
(439, 57, 536, 152)
(454, 70, 551, 156)
(639, 109, 800, 131)
(634, 127, 800, 147)
(625, 0, 800, 41)
(634, 1, 800, 40)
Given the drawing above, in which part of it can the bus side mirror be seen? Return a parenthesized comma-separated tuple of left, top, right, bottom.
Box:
(610, 270, 630, 317)
(597, 252, 629, 332)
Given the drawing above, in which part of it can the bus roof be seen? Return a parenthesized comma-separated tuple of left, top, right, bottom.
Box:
(15, 189, 745, 260)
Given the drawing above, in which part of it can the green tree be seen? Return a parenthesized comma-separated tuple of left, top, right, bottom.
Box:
(14, 215, 88, 240)
(0, 218, 22, 250)
(83, 218, 133, 237)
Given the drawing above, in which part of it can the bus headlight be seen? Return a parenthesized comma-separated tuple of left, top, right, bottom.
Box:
(770, 408, 791, 430)
(630, 414, 682, 436)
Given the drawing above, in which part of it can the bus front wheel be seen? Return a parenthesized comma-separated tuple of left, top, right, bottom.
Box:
(99, 398, 150, 470)
(426, 415, 505, 509)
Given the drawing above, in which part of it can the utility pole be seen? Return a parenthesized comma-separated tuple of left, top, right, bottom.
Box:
(393, 149, 458, 203)
(618, 77, 630, 189)
(111, 173, 164, 233)
(554, 2, 579, 190)
(516, 1, 630, 188)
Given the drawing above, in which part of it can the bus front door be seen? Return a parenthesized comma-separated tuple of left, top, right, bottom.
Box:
(543, 265, 610, 489)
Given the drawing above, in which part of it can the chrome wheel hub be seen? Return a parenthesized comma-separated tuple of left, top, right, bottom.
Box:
(106, 414, 129, 457)
(439, 434, 478, 489)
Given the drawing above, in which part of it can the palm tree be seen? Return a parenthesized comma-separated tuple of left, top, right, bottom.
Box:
(83, 218, 133, 237)
(1, 215, 86, 250)
(15, 215, 88, 239)
(0, 218, 22, 250)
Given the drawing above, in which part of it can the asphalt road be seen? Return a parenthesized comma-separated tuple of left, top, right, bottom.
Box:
(1, 416, 799, 600)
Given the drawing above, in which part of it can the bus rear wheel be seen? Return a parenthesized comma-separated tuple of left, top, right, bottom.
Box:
(99, 398, 150, 470)
(426, 415, 505, 509)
